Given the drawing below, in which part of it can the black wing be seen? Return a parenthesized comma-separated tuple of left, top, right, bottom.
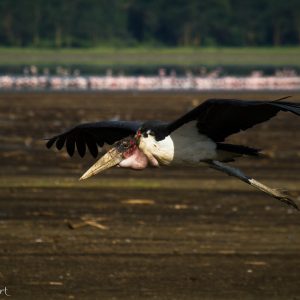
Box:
(46, 121, 142, 158)
(166, 98, 300, 142)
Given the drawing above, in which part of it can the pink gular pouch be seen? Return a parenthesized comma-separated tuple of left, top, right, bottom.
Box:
(118, 146, 149, 169)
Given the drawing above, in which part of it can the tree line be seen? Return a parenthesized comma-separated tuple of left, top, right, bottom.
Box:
(0, 0, 299, 48)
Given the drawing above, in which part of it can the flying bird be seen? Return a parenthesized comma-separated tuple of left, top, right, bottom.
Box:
(46, 97, 300, 210)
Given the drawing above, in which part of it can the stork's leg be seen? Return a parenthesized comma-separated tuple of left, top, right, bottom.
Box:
(207, 160, 298, 210)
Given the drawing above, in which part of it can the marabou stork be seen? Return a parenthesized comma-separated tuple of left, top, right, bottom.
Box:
(46, 97, 300, 210)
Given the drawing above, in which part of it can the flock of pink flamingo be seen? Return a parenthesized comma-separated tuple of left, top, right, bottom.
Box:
(0, 67, 299, 91)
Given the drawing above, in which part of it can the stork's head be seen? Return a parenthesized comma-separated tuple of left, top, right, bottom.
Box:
(80, 123, 174, 180)
(80, 133, 149, 180)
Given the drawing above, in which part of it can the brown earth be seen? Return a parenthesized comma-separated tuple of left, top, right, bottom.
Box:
(0, 91, 300, 299)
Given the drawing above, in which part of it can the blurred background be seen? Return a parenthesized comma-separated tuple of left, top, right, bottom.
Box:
(0, 0, 300, 48)
(0, 0, 300, 90)
(0, 1, 300, 299)
(1, 0, 300, 47)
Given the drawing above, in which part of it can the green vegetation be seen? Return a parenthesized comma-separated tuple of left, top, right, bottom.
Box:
(0, 47, 300, 66)
(0, 0, 299, 48)
(1, 1, 299, 71)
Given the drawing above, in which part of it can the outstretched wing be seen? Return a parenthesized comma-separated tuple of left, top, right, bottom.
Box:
(46, 121, 142, 158)
(166, 98, 300, 142)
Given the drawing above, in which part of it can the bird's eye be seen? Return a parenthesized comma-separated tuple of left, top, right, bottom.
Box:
(122, 141, 129, 148)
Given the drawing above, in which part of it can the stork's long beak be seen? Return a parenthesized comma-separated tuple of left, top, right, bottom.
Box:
(79, 147, 123, 180)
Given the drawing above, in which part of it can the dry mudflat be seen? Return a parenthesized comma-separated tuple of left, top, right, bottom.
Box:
(0, 91, 300, 299)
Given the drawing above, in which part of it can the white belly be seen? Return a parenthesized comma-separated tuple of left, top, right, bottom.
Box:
(138, 122, 217, 166)
(170, 123, 217, 165)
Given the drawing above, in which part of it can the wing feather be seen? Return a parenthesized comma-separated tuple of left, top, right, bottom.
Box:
(66, 135, 76, 157)
(46, 120, 142, 157)
(166, 98, 300, 142)
(85, 135, 99, 158)
(76, 135, 86, 158)
(55, 135, 66, 150)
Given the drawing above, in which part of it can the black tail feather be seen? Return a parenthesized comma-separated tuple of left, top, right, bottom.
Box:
(272, 101, 300, 116)
(217, 143, 260, 157)
(272, 96, 292, 102)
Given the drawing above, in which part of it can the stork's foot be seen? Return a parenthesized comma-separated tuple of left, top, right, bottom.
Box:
(272, 188, 299, 210)
(248, 179, 299, 210)
(208, 160, 299, 210)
